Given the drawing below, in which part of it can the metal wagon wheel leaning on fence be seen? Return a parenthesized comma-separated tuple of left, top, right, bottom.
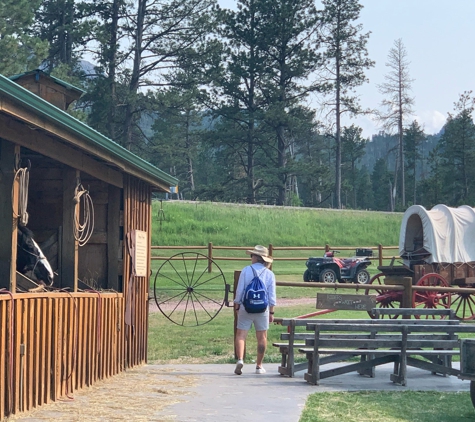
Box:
(153, 252, 230, 326)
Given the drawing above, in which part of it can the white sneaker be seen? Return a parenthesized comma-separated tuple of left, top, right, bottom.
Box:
(234, 360, 244, 375)
(255, 366, 266, 374)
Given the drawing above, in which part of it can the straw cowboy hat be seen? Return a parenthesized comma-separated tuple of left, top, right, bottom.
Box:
(246, 245, 273, 263)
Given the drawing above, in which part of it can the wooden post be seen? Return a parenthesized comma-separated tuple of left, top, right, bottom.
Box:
(384, 276, 413, 318)
(61, 169, 79, 291)
(0, 141, 19, 290)
(208, 242, 213, 273)
(325, 244, 330, 253)
(378, 244, 383, 267)
(107, 185, 121, 290)
(268, 243, 273, 271)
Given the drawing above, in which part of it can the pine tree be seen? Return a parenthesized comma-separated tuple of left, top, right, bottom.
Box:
(341, 125, 367, 208)
(438, 92, 475, 205)
(318, 0, 374, 209)
(403, 120, 425, 205)
(378, 39, 415, 210)
(34, 0, 94, 71)
(121, 0, 217, 153)
(371, 158, 391, 211)
(0, 0, 48, 75)
(257, 0, 320, 205)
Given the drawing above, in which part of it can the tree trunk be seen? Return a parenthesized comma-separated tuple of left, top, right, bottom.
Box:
(124, 0, 145, 150)
(108, 0, 120, 141)
(277, 124, 286, 205)
(185, 111, 195, 192)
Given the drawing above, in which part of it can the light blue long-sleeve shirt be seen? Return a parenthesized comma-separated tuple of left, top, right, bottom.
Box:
(234, 263, 277, 307)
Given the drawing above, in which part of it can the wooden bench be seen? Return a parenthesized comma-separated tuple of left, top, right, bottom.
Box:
(273, 308, 457, 378)
(372, 308, 456, 319)
(300, 318, 475, 386)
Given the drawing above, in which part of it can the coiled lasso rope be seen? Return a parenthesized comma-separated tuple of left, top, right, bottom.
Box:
(12, 165, 30, 226)
(73, 183, 94, 246)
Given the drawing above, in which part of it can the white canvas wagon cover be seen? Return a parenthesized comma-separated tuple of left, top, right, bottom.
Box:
(399, 204, 475, 264)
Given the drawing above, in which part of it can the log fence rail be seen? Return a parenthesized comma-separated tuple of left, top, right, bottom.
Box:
(151, 243, 400, 272)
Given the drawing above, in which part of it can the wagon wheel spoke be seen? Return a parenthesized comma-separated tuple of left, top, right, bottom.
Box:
(153, 252, 226, 326)
(452, 292, 475, 321)
(365, 273, 401, 319)
(413, 273, 451, 319)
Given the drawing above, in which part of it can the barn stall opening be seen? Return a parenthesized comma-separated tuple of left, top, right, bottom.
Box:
(0, 70, 177, 420)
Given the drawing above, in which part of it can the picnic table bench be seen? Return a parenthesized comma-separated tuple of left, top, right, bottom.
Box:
(273, 308, 475, 386)
(273, 308, 457, 378)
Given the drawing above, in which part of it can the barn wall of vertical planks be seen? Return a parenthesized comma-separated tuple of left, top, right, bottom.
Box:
(0, 71, 177, 420)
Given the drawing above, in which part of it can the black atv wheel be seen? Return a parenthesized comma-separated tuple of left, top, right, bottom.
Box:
(355, 269, 370, 284)
(320, 269, 337, 283)
(303, 269, 311, 282)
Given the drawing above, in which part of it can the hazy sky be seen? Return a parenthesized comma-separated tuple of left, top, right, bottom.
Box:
(219, 0, 475, 138)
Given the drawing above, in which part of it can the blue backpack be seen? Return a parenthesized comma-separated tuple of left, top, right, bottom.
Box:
(243, 267, 269, 313)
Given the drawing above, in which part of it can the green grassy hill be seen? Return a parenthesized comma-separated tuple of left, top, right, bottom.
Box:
(152, 201, 403, 247)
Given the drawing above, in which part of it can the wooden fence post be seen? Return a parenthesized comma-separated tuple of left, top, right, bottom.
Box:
(385, 276, 413, 318)
(268, 243, 273, 271)
(325, 244, 330, 253)
(378, 244, 383, 267)
(208, 242, 213, 273)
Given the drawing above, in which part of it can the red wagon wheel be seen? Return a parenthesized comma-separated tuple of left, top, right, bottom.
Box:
(450, 288, 475, 321)
(365, 273, 402, 319)
(413, 273, 451, 318)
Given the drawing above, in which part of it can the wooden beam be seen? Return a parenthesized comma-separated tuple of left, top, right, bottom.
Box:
(0, 101, 169, 191)
(107, 185, 121, 291)
(0, 140, 18, 290)
(61, 169, 79, 291)
(0, 113, 123, 188)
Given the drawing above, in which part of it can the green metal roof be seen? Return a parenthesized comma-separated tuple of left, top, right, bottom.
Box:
(0, 73, 178, 190)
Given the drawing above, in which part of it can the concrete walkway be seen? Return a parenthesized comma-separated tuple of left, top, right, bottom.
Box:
(13, 362, 470, 422)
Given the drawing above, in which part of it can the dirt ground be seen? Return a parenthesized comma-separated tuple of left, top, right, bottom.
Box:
(148, 296, 316, 313)
(9, 298, 316, 421)
(8, 366, 198, 421)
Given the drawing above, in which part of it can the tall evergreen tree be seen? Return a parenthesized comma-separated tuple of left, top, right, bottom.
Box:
(34, 0, 94, 71)
(121, 0, 216, 153)
(86, 0, 128, 141)
(378, 39, 415, 210)
(213, 0, 269, 203)
(257, 0, 320, 205)
(403, 120, 425, 205)
(371, 158, 391, 211)
(438, 91, 475, 205)
(0, 0, 48, 75)
(341, 124, 367, 208)
(214, 0, 320, 204)
(318, 0, 374, 209)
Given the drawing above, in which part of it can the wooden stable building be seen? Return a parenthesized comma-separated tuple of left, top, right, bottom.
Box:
(0, 70, 177, 420)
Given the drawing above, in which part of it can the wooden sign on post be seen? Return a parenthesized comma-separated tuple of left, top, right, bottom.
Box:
(128, 229, 148, 277)
(316, 293, 376, 311)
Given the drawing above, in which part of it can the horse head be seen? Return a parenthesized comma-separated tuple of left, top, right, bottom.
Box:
(17, 226, 54, 286)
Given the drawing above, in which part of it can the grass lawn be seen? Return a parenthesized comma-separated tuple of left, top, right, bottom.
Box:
(299, 391, 475, 422)
(148, 201, 475, 421)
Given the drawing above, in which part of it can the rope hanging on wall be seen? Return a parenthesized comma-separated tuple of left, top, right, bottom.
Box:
(73, 183, 94, 246)
(12, 158, 30, 226)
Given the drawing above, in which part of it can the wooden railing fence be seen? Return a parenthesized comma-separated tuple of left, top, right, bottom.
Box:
(0, 292, 129, 420)
(151, 243, 400, 272)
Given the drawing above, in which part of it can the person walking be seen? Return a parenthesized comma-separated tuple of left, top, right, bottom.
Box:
(233, 245, 276, 375)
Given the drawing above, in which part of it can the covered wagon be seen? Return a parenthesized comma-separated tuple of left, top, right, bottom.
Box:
(367, 204, 475, 320)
